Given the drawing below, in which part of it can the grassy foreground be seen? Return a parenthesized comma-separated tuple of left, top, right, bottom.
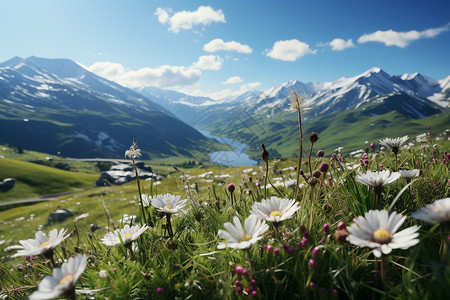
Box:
(0, 133, 449, 299)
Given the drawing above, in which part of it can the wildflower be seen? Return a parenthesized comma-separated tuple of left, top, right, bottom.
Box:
(99, 270, 108, 279)
(399, 169, 420, 181)
(101, 224, 148, 247)
(150, 193, 188, 216)
(217, 215, 269, 249)
(10, 228, 69, 259)
(317, 150, 325, 157)
(309, 132, 319, 144)
(235, 265, 244, 275)
(338, 221, 346, 230)
(227, 183, 235, 193)
(346, 210, 420, 258)
(356, 170, 400, 193)
(28, 254, 87, 300)
(379, 136, 409, 155)
(250, 196, 300, 224)
(273, 248, 280, 255)
(156, 287, 164, 295)
(308, 259, 318, 270)
(319, 162, 329, 173)
(323, 224, 330, 234)
(411, 198, 450, 224)
(289, 90, 307, 112)
(124, 141, 142, 159)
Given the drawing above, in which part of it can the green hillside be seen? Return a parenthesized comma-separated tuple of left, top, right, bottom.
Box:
(0, 158, 98, 202)
(201, 109, 450, 159)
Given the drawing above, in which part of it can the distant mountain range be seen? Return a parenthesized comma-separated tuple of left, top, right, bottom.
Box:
(135, 67, 448, 158)
(1, 56, 448, 160)
(0, 56, 225, 158)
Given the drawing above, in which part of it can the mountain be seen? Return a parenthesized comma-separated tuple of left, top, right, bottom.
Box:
(0, 56, 224, 159)
(132, 67, 448, 158)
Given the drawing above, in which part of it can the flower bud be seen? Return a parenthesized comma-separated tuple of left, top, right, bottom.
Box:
(309, 132, 319, 143)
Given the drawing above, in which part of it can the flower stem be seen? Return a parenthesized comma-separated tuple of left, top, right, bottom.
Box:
(132, 158, 147, 225)
(294, 110, 304, 200)
(166, 214, 173, 238)
(380, 255, 387, 293)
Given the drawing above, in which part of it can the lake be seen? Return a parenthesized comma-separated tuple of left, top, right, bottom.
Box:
(199, 130, 258, 166)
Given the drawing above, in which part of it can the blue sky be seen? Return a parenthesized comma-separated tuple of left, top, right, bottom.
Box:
(1, 0, 449, 99)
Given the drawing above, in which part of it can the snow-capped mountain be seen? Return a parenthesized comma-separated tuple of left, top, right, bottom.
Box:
(0, 56, 221, 158)
(0, 56, 169, 114)
(244, 80, 321, 115)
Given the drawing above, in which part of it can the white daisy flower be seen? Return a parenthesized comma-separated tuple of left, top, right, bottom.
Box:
(150, 193, 188, 215)
(140, 194, 151, 207)
(218, 215, 269, 249)
(399, 169, 420, 181)
(28, 254, 87, 300)
(101, 224, 149, 247)
(411, 198, 450, 224)
(250, 197, 300, 223)
(379, 136, 409, 154)
(10, 228, 69, 258)
(346, 210, 420, 258)
(356, 170, 401, 192)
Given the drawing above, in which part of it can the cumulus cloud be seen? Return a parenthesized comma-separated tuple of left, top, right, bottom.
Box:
(180, 82, 261, 100)
(155, 6, 225, 33)
(87, 61, 201, 88)
(265, 39, 316, 61)
(203, 39, 253, 53)
(192, 55, 223, 70)
(358, 23, 450, 48)
(222, 76, 243, 85)
(329, 38, 355, 51)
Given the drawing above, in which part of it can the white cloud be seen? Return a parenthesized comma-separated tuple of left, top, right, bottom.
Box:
(358, 23, 450, 48)
(265, 39, 316, 61)
(155, 6, 225, 33)
(222, 76, 243, 85)
(179, 82, 261, 100)
(203, 39, 253, 53)
(192, 55, 223, 70)
(329, 38, 355, 51)
(87, 61, 201, 88)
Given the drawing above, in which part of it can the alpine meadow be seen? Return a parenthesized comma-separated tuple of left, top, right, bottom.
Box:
(0, 1, 449, 299)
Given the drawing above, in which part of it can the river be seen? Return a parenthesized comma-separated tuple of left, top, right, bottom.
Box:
(199, 130, 258, 166)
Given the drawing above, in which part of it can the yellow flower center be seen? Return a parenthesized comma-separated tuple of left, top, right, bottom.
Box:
(373, 229, 391, 243)
(123, 234, 133, 238)
(164, 205, 173, 210)
(269, 211, 282, 217)
(40, 241, 50, 247)
(59, 274, 74, 286)
(238, 234, 252, 243)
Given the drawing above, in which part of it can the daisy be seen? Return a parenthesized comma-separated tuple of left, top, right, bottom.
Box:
(150, 193, 188, 216)
(217, 215, 269, 249)
(412, 198, 450, 259)
(356, 170, 400, 191)
(399, 169, 420, 182)
(346, 210, 420, 258)
(356, 170, 400, 208)
(379, 136, 409, 154)
(101, 224, 148, 247)
(10, 228, 69, 264)
(411, 198, 450, 224)
(250, 197, 300, 226)
(28, 254, 87, 300)
(379, 135, 409, 171)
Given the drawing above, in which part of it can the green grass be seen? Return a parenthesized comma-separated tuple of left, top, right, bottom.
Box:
(0, 158, 98, 202)
(0, 132, 448, 299)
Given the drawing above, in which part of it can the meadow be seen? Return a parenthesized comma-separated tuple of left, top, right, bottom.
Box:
(0, 128, 449, 299)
